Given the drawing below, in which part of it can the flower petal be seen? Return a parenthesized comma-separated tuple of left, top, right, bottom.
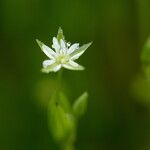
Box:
(67, 43, 79, 54)
(43, 60, 55, 68)
(69, 60, 80, 67)
(36, 39, 56, 59)
(70, 42, 92, 60)
(62, 62, 84, 71)
(52, 37, 60, 53)
(42, 63, 61, 73)
(60, 39, 67, 54)
(53, 64, 61, 72)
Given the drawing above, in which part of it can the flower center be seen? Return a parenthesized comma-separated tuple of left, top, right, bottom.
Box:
(56, 54, 69, 64)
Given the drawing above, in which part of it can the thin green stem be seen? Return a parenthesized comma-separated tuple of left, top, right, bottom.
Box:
(57, 68, 63, 91)
(55, 69, 76, 150)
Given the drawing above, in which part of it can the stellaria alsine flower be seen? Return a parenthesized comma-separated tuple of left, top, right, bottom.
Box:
(36, 27, 92, 73)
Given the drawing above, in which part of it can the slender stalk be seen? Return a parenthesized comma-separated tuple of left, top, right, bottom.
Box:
(56, 69, 76, 150)
(57, 68, 63, 91)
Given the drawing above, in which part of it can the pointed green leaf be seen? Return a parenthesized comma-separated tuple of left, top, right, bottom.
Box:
(73, 92, 88, 119)
(141, 38, 150, 65)
(70, 42, 92, 58)
(59, 92, 71, 113)
(57, 27, 65, 41)
(48, 94, 75, 142)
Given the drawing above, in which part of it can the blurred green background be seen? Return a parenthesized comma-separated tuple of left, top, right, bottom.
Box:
(1, 0, 150, 150)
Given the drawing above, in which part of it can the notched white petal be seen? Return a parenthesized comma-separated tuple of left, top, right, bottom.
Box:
(67, 43, 79, 54)
(43, 60, 55, 68)
(52, 37, 60, 53)
(69, 60, 79, 67)
(70, 51, 84, 60)
(53, 64, 61, 72)
(36, 39, 56, 59)
(42, 45, 56, 59)
(60, 39, 67, 54)
(70, 42, 92, 60)
(62, 63, 84, 71)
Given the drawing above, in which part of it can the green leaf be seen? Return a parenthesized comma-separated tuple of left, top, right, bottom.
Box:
(59, 92, 71, 113)
(48, 94, 75, 142)
(57, 27, 65, 41)
(141, 38, 150, 65)
(73, 92, 88, 119)
(70, 42, 92, 58)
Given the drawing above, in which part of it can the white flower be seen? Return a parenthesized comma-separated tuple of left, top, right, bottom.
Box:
(36, 28, 92, 73)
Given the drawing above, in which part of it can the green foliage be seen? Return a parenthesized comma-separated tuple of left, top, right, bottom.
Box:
(73, 92, 88, 119)
(48, 91, 88, 150)
(58, 92, 71, 113)
(48, 93, 75, 142)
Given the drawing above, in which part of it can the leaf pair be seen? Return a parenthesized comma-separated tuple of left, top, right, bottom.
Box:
(48, 93, 74, 142)
(48, 91, 88, 143)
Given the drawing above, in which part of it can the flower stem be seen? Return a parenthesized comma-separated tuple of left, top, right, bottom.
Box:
(56, 69, 76, 150)
(57, 68, 63, 91)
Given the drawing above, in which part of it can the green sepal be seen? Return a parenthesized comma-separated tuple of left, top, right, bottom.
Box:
(70, 42, 92, 58)
(73, 92, 88, 119)
(57, 27, 65, 42)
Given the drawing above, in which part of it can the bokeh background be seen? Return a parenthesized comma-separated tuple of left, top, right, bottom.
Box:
(0, 0, 150, 150)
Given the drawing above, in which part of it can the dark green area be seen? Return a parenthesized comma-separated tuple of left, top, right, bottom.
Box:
(0, 0, 150, 150)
